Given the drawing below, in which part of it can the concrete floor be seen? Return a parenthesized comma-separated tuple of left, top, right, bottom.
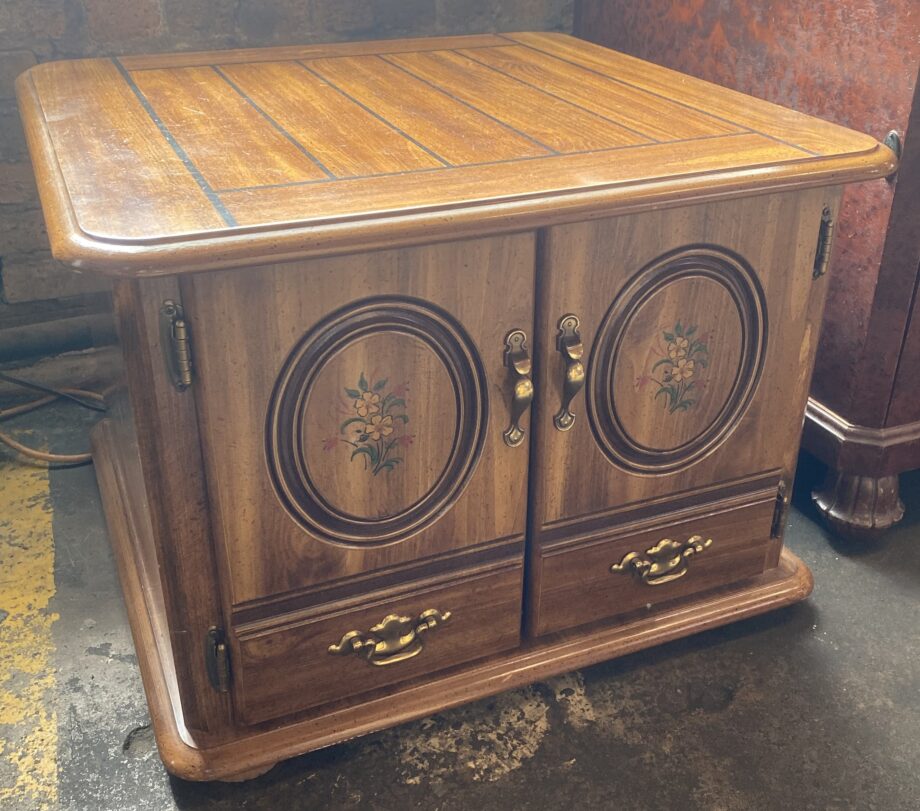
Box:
(1, 402, 919, 810)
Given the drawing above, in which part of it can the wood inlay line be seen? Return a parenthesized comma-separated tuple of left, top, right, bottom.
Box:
(212, 65, 336, 180)
(123, 39, 515, 72)
(500, 35, 821, 158)
(455, 48, 662, 144)
(211, 131, 754, 194)
(296, 60, 451, 168)
(376, 54, 559, 156)
(112, 58, 238, 227)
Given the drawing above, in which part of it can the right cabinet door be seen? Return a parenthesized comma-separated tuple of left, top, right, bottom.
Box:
(528, 189, 837, 636)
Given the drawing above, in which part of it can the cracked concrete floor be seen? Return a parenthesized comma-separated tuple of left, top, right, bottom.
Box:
(1, 402, 919, 810)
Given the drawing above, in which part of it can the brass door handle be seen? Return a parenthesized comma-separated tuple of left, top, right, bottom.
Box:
(553, 314, 585, 431)
(502, 329, 534, 447)
(610, 536, 712, 586)
(328, 608, 451, 667)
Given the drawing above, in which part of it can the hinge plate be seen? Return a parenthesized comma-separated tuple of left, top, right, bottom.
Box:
(771, 481, 789, 539)
(159, 299, 193, 391)
(812, 206, 835, 279)
(205, 626, 231, 693)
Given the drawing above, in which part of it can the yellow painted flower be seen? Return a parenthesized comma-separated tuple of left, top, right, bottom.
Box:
(364, 414, 394, 440)
(667, 337, 689, 360)
(355, 390, 381, 417)
(668, 358, 695, 381)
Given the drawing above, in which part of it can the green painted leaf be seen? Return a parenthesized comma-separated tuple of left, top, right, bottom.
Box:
(685, 325, 697, 337)
(374, 458, 402, 475)
(339, 417, 366, 433)
(385, 398, 406, 413)
(345, 388, 361, 399)
(652, 358, 672, 371)
(373, 378, 388, 391)
(663, 332, 675, 342)
(675, 321, 683, 336)
(358, 372, 368, 392)
(351, 445, 378, 466)
(392, 414, 410, 424)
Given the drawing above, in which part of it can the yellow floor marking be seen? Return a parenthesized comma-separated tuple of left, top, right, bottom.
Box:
(0, 456, 59, 810)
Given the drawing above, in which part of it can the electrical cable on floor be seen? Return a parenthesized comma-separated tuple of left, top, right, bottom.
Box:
(0, 370, 107, 467)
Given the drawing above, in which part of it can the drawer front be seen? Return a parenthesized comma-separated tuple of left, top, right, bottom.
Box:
(530, 498, 775, 637)
(232, 563, 522, 725)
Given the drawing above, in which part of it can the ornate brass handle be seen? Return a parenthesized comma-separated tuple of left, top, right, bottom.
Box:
(553, 314, 585, 431)
(502, 329, 534, 447)
(610, 536, 712, 586)
(328, 608, 451, 667)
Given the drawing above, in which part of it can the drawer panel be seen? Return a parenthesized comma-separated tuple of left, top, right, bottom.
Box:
(232, 563, 523, 725)
(530, 497, 776, 637)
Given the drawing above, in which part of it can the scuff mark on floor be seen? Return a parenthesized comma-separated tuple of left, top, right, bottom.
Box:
(122, 726, 155, 759)
(390, 684, 552, 785)
(546, 672, 596, 728)
(0, 456, 59, 810)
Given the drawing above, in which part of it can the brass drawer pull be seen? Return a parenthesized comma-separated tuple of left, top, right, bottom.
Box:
(553, 314, 585, 431)
(502, 329, 534, 447)
(610, 536, 712, 586)
(328, 608, 451, 667)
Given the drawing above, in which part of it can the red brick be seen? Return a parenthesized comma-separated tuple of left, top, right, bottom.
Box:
(0, 101, 27, 161)
(0, 161, 38, 205)
(310, 0, 376, 35)
(236, 0, 311, 43)
(84, 0, 164, 46)
(0, 2, 69, 43)
(0, 50, 37, 100)
(0, 250, 112, 303)
(0, 206, 48, 254)
(162, 0, 239, 47)
(373, 0, 437, 34)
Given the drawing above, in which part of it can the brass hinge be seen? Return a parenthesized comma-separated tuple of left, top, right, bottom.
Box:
(204, 626, 231, 693)
(812, 207, 835, 279)
(770, 480, 789, 538)
(159, 300, 193, 391)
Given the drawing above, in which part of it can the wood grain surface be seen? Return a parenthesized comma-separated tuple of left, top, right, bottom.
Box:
(17, 32, 894, 275)
(182, 234, 535, 610)
(530, 189, 838, 534)
(93, 410, 813, 780)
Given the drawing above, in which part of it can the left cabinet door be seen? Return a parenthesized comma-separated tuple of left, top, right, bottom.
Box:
(181, 234, 535, 723)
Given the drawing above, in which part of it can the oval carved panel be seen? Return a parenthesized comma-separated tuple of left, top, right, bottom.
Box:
(267, 297, 488, 545)
(588, 247, 767, 473)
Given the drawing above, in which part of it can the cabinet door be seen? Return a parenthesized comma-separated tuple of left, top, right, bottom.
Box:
(528, 190, 836, 632)
(182, 235, 534, 721)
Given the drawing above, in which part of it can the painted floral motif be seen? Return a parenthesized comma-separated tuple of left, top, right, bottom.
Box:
(325, 373, 411, 475)
(650, 321, 710, 413)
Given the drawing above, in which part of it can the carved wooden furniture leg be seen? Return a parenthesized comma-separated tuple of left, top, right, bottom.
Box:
(812, 470, 905, 541)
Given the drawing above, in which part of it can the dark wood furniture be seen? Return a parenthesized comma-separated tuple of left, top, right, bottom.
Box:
(17, 32, 894, 780)
(809, 82, 920, 538)
(574, 1, 920, 539)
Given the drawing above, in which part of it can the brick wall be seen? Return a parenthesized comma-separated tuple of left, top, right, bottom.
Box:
(0, 0, 573, 360)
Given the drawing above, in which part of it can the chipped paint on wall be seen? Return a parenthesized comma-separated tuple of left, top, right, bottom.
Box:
(577, 0, 919, 414)
(0, 456, 59, 810)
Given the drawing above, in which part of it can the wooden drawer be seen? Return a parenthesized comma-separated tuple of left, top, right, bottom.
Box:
(231, 562, 523, 725)
(529, 497, 776, 637)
